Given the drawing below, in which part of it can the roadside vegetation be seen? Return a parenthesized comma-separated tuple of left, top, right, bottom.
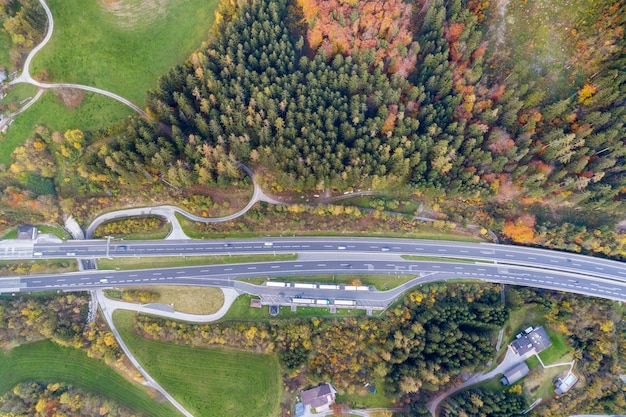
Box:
(104, 285, 224, 315)
(114, 310, 281, 417)
(97, 254, 298, 270)
(178, 204, 486, 242)
(92, 215, 171, 240)
(0, 258, 76, 276)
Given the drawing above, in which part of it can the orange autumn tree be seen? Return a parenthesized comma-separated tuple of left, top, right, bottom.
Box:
(502, 214, 538, 244)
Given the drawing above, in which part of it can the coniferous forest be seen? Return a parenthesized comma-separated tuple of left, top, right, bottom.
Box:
(91, 0, 625, 208)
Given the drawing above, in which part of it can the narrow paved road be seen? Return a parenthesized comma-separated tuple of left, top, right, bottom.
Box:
(85, 164, 282, 238)
(95, 290, 194, 417)
(8, 0, 148, 117)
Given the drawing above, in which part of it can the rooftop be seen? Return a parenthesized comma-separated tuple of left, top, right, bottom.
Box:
(510, 326, 552, 356)
(500, 362, 529, 385)
(301, 383, 336, 409)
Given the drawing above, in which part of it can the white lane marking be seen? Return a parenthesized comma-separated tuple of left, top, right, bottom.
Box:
(129, 274, 137, 277)
(295, 264, 303, 267)
(224, 268, 233, 271)
(200, 269, 210, 272)
(248, 267, 257, 270)
(271, 266, 280, 269)
(58, 279, 66, 282)
(176, 271, 185, 274)
(317, 264, 326, 267)
(153, 272, 162, 276)
(33, 280, 41, 283)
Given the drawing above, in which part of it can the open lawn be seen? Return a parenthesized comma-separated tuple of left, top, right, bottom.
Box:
(31, 0, 217, 106)
(105, 285, 224, 315)
(114, 310, 281, 417)
(0, 90, 131, 165)
(538, 327, 571, 365)
(524, 362, 568, 401)
(221, 294, 368, 321)
(97, 254, 298, 270)
(0, 84, 38, 107)
(336, 377, 394, 409)
(0, 31, 11, 69)
(0, 340, 179, 417)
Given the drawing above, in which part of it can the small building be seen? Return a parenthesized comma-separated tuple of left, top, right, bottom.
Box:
(17, 225, 37, 241)
(510, 326, 552, 356)
(555, 372, 579, 395)
(301, 383, 337, 412)
(500, 362, 530, 385)
(250, 298, 262, 308)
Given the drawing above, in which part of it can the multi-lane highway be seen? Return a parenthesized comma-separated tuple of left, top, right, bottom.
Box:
(2, 249, 625, 304)
(1, 237, 625, 304)
(28, 237, 626, 282)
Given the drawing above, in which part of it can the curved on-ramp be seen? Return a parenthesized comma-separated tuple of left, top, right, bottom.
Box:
(85, 164, 281, 239)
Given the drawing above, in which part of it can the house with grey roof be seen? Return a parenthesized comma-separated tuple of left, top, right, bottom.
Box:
(510, 326, 552, 356)
(301, 383, 337, 412)
(500, 362, 530, 385)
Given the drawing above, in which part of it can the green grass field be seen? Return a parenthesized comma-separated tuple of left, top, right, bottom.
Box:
(97, 254, 298, 270)
(0, 90, 132, 165)
(538, 327, 570, 365)
(2, 0, 218, 163)
(0, 84, 38, 106)
(336, 376, 394, 409)
(0, 340, 179, 417)
(0, 31, 11, 69)
(114, 310, 281, 417)
(31, 0, 217, 105)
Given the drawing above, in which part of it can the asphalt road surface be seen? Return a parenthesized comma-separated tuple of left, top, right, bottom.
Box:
(3, 258, 626, 304)
(27, 237, 626, 282)
(0, 237, 624, 304)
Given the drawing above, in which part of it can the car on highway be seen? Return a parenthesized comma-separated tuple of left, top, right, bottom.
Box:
(338, 246, 346, 250)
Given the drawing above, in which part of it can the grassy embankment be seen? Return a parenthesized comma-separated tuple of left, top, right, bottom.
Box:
(0, 340, 179, 417)
(97, 254, 298, 270)
(1, 0, 218, 162)
(104, 285, 225, 315)
(0, 83, 39, 106)
(177, 212, 487, 242)
(114, 310, 281, 417)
